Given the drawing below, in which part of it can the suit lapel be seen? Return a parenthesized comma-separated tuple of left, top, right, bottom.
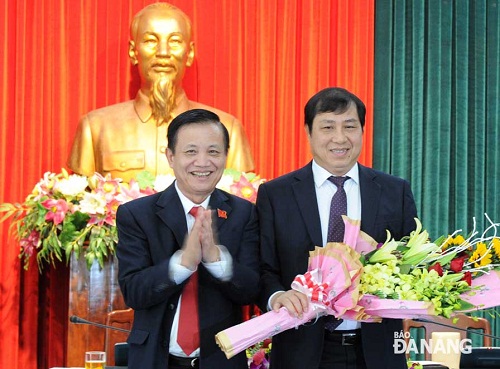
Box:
(209, 189, 231, 231)
(292, 163, 323, 248)
(359, 165, 381, 235)
(155, 184, 188, 247)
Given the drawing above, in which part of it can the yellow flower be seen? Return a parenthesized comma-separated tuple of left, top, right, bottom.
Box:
(492, 238, 500, 259)
(441, 234, 467, 251)
(469, 242, 492, 268)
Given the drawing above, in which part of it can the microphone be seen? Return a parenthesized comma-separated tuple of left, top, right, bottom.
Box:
(69, 315, 131, 333)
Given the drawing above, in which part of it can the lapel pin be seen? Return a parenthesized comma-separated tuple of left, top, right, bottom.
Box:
(217, 209, 227, 219)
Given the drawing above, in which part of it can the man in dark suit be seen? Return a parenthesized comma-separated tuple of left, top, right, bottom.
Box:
(257, 87, 418, 369)
(116, 109, 259, 369)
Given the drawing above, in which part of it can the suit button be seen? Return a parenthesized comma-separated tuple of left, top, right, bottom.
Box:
(162, 340, 168, 348)
(168, 304, 175, 310)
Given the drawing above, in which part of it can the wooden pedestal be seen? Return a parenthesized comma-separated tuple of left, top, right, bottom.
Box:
(67, 253, 127, 367)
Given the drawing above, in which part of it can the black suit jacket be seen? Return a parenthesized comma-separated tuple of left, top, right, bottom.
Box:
(116, 183, 260, 369)
(257, 162, 418, 369)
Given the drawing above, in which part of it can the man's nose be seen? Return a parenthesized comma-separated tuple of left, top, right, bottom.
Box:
(157, 39, 170, 56)
(194, 153, 210, 165)
(331, 128, 347, 142)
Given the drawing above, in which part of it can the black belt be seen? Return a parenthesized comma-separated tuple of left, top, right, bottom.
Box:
(324, 329, 362, 346)
(168, 354, 199, 368)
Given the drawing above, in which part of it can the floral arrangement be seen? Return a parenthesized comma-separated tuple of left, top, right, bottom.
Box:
(0, 168, 264, 271)
(360, 216, 500, 318)
(246, 338, 271, 369)
(215, 216, 500, 360)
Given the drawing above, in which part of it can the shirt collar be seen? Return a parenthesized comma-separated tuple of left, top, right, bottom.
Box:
(174, 181, 211, 214)
(312, 160, 359, 187)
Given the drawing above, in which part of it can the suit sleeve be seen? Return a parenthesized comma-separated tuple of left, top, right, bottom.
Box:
(116, 204, 181, 310)
(401, 179, 418, 236)
(255, 183, 287, 311)
(209, 202, 260, 305)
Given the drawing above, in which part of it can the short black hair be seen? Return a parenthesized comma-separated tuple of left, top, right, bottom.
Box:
(167, 109, 230, 153)
(304, 87, 366, 132)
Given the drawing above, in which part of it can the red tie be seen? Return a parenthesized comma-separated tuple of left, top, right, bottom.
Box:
(177, 206, 200, 355)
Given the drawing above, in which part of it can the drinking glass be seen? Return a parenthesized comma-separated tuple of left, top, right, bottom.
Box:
(85, 351, 106, 369)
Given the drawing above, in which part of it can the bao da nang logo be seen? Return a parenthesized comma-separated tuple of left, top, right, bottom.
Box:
(393, 331, 472, 355)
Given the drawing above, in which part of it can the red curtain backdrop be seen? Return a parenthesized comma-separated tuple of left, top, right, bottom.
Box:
(0, 1, 374, 368)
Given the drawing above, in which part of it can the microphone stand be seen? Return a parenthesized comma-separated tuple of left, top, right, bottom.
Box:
(69, 315, 131, 334)
(414, 318, 500, 342)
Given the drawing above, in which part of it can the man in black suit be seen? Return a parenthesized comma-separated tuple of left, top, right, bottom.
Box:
(257, 87, 418, 369)
(116, 109, 259, 369)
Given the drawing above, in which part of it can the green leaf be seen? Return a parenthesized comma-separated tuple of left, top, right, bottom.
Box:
(135, 170, 156, 189)
(457, 299, 476, 311)
(72, 211, 91, 229)
(433, 235, 447, 247)
(399, 264, 412, 274)
(434, 251, 457, 266)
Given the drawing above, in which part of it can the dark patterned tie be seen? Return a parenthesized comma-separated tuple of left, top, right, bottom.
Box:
(325, 176, 349, 331)
(327, 176, 349, 242)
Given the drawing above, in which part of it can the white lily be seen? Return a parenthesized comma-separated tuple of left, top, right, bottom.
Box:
(401, 218, 440, 265)
(369, 230, 399, 263)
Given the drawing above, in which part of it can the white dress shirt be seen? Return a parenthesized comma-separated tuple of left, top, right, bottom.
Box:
(168, 182, 233, 357)
(312, 160, 361, 330)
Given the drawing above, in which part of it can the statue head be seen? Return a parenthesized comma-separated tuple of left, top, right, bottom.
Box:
(129, 3, 195, 124)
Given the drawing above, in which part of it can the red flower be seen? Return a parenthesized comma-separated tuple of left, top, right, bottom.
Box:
(252, 349, 266, 365)
(450, 257, 465, 273)
(262, 338, 272, 349)
(428, 263, 443, 276)
(462, 271, 472, 286)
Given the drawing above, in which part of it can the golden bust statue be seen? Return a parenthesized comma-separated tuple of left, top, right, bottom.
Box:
(67, 3, 254, 182)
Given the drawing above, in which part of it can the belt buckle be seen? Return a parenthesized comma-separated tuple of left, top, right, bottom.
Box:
(190, 357, 199, 368)
(342, 333, 356, 346)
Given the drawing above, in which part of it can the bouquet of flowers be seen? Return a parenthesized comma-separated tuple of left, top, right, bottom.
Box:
(359, 215, 500, 319)
(0, 168, 264, 271)
(215, 215, 500, 359)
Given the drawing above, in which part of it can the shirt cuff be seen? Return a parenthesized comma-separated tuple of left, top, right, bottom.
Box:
(268, 290, 285, 311)
(168, 250, 196, 284)
(202, 245, 233, 281)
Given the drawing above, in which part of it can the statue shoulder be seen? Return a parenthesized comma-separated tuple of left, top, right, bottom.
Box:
(81, 100, 136, 124)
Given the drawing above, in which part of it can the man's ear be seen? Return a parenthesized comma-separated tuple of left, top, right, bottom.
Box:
(166, 148, 174, 166)
(304, 124, 311, 138)
(186, 42, 195, 67)
(128, 40, 138, 65)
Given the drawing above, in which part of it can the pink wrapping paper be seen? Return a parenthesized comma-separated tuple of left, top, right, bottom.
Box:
(215, 305, 323, 359)
(215, 219, 370, 359)
(460, 271, 500, 311)
(358, 295, 436, 319)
